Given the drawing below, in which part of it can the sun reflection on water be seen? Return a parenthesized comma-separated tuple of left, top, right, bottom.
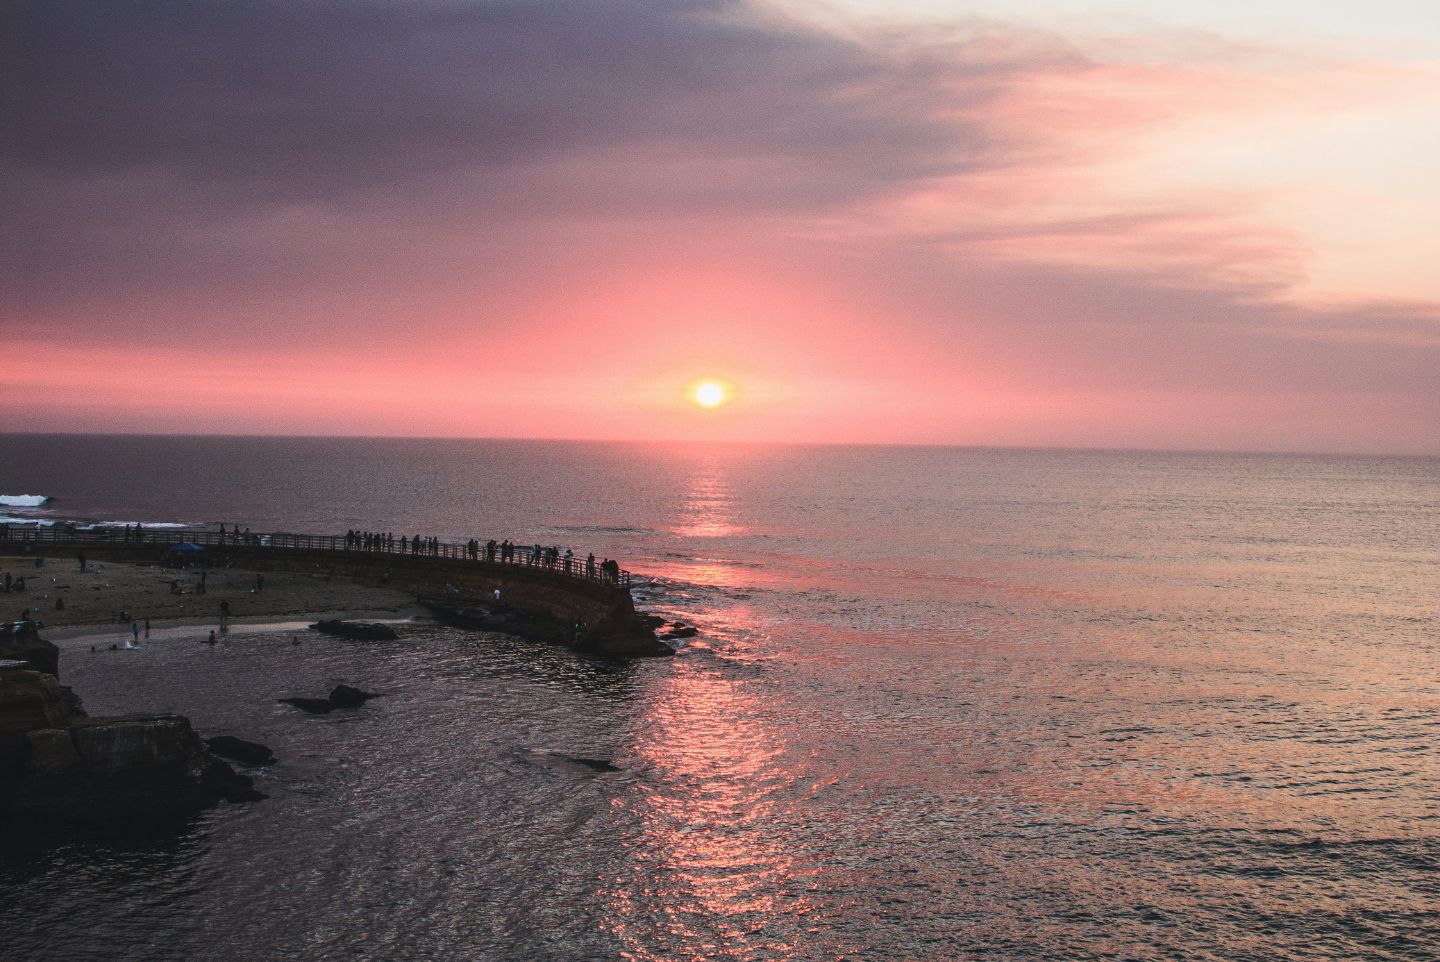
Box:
(605, 657, 826, 961)
(671, 461, 742, 540)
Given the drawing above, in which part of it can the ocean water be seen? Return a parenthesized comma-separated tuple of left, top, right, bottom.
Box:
(1, 434, 1436, 961)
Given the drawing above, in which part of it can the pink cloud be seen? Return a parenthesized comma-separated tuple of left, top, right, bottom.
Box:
(2, 1, 1437, 453)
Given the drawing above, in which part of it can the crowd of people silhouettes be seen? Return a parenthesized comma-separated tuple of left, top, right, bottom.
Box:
(341, 529, 623, 583)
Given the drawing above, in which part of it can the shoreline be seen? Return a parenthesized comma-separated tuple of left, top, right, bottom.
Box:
(2, 552, 420, 635)
(42, 607, 430, 643)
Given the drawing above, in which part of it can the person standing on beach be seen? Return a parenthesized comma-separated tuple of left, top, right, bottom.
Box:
(78, 551, 87, 572)
(144, 617, 150, 638)
(219, 599, 230, 627)
(130, 621, 140, 647)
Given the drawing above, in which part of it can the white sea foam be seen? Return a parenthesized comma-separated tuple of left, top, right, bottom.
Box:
(0, 494, 49, 508)
(0, 516, 191, 529)
(85, 520, 192, 529)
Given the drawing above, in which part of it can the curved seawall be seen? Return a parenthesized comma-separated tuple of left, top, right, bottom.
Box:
(3, 528, 669, 656)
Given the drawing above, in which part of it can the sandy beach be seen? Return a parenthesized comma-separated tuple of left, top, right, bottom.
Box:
(1, 553, 418, 635)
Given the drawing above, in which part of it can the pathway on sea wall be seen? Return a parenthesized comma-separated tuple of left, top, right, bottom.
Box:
(1, 526, 666, 655)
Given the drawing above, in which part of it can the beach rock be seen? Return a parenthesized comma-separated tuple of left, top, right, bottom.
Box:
(328, 684, 378, 708)
(7, 713, 264, 823)
(660, 624, 698, 640)
(309, 620, 398, 641)
(0, 669, 73, 802)
(70, 714, 206, 782)
(278, 697, 336, 714)
(426, 602, 675, 658)
(0, 622, 59, 677)
(0, 668, 73, 736)
(26, 727, 82, 776)
(60, 685, 88, 718)
(202, 757, 267, 803)
(206, 735, 276, 766)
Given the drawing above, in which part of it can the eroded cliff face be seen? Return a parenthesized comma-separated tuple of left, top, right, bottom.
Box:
(0, 666, 260, 824)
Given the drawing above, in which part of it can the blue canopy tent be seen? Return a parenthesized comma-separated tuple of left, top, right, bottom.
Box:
(164, 542, 208, 567)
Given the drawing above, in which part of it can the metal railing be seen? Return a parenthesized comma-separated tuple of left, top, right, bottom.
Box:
(0, 524, 632, 586)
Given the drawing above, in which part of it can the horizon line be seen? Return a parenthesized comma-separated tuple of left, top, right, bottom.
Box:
(0, 430, 1434, 460)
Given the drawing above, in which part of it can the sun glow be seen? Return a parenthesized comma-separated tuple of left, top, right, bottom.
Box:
(690, 379, 731, 409)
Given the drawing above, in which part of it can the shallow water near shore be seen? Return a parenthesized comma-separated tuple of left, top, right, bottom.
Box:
(1, 436, 1437, 961)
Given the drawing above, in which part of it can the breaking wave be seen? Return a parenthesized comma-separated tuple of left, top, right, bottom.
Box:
(0, 494, 49, 508)
(0, 515, 56, 526)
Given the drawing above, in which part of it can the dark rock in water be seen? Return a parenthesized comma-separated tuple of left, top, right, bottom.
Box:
(309, 620, 398, 641)
(69, 714, 204, 782)
(328, 684, 378, 708)
(278, 697, 336, 715)
(6, 713, 264, 823)
(202, 756, 267, 803)
(206, 735, 275, 766)
(426, 602, 675, 658)
(1, 650, 262, 823)
(279, 684, 379, 713)
(526, 749, 622, 773)
(660, 624, 698, 640)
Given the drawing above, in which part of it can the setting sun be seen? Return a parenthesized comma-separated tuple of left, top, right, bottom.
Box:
(690, 379, 731, 409)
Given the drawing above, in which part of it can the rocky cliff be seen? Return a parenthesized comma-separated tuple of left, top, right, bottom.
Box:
(0, 664, 261, 825)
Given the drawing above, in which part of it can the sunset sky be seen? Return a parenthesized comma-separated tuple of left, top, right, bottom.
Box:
(3, 0, 1437, 453)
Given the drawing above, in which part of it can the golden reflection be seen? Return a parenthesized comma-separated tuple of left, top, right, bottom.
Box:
(671, 460, 740, 539)
(604, 656, 822, 960)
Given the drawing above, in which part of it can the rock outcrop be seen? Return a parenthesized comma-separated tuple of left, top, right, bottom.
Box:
(0, 621, 59, 675)
(426, 602, 675, 657)
(278, 697, 336, 714)
(278, 683, 381, 713)
(205, 735, 276, 766)
(328, 684, 378, 707)
(0, 665, 265, 824)
(310, 620, 399, 641)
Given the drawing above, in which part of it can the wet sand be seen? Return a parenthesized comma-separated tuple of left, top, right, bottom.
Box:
(1, 553, 418, 633)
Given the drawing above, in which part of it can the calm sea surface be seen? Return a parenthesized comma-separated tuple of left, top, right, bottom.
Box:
(1, 435, 1436, 961)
